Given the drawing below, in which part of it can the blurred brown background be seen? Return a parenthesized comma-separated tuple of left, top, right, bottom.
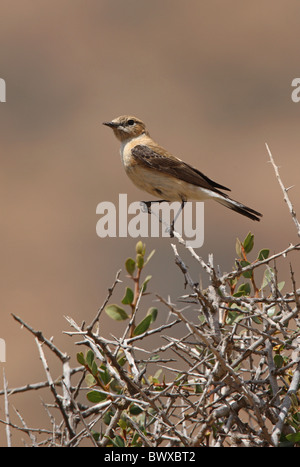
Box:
(1, 0, 300, 445)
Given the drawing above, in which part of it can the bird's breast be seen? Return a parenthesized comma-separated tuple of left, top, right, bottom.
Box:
(120, 135, 153, 169)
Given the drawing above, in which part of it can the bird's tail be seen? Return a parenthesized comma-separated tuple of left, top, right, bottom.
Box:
(216, 196, 262, 222)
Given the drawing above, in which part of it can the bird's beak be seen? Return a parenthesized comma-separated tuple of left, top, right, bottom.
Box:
(103, 121, 119, 128)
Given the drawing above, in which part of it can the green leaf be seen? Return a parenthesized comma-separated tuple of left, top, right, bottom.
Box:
(147, 307, 158, 323)
(242, 282, 251, 295)
(144, 249, 155, 265)
(243, 232, 254, 254)
(226, 309, 244, 325)
(86, 350, 95, 369)
(87, 390, 107, 403)
(111, 435, 125, 447)
(240, 260, 252, 278)
(141, 275, 152, 293)
(118, 418, 127, 430)
(117, 354, 127, 367)
(129, 404, 143, 415)
(251, 316, 262, 324)
(121, 287, 134, 305)
(85, 373, 96, 387)
(267, 306, 276, 317)
(286, 432, 300, 444)
(133, 315, 152, 336)
(99, 366, 110, 385)
(136, 253, 144, 269)
(91, 360, 98, 377)
(261, 268, 274, 289)
(235, 237, 243, 258)
(105, 304, 129, 321)
(76, 352, 85, 365)
(92, 431, 100, 442)
(257, 249, 270, 261)
(103, 410, 114, 426)
(109, 378, 122, 393)
(233, 282, 251, 297)
(125, 258, 136, 276)
(274, 354, 284, 369)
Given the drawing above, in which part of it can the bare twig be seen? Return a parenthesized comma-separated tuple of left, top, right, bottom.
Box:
(3, 369, 12, 447)
(87, 269, 122, 333)
(221, 243, 300, 283)
(271, 360, 300, 446)
(12, 314, 69, 363)
(13, 406, 37, 446)
(266, 143, 300, 237)
(35, 338, 76, 440)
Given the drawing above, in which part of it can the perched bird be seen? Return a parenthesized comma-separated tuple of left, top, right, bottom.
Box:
(103, 115, 262, 222)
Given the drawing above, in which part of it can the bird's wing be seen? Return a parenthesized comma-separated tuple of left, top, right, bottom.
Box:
(131, 144, 231, 194)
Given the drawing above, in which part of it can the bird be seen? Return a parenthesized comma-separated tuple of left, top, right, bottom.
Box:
(103, 115, 262, 224)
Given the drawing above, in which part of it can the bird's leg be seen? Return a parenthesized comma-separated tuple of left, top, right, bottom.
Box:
(168, 200, 186, 237)
(140, 199, 186, 239)
(140, 200, 172, 237)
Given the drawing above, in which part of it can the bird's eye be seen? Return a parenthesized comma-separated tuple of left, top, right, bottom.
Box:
(127, 119, 135, 126)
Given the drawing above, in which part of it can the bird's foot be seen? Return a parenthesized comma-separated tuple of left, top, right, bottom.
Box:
(165, 221, 175, 238)
(140, 200, 168, 214)
(140, 201, 152, 214)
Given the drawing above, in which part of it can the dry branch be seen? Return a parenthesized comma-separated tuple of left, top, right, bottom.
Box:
(1, 146, 300, 447)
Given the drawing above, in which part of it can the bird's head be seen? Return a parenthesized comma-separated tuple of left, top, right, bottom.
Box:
(103, 115, 149, 141)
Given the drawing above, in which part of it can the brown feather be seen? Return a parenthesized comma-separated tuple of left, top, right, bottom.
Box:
(131, 144, 231, 196)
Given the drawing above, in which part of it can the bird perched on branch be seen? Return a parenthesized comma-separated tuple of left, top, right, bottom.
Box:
(103, 115, 262, 223)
